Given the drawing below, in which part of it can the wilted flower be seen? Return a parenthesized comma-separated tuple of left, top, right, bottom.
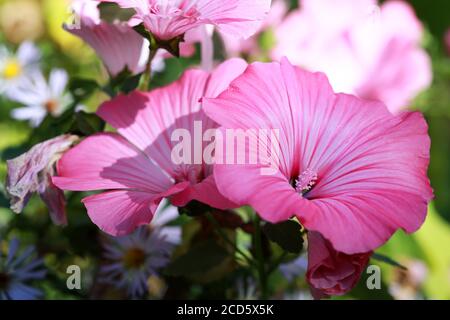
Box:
(6, 135, 79, 226)
(272, 0, 432, 112)
(0, 41, 40, 95)
(8, 69, 71, 127)
(54, 59, 247, 236)
(0, 238, 46, 300)
(98, 203, 181, 298)
(101, 0, 272, 41)
(203, 57, 433, 254)
(65, 0, 153, 77)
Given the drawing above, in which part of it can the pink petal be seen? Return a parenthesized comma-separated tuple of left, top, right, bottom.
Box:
(54, 133, 172, 193)
(214, 163, 315, 222)
(202, 0, 272, 39)
(204, 58, 248, 97)
(82, 190, 158, 236)
(97, 74, 212, 176)
(66, 2, 148, 76)
(171, 175, 236, 210)
(97, 60, 246, 176)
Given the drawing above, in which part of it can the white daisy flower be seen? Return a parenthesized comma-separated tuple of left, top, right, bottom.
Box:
(98, 203, 181, 299)
(8, 69, 71, 127)
(0, 42, 41, 94)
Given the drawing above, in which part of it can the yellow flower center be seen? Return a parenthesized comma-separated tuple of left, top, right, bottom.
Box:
(123, 248, 146, 269)
(2, 59, 22, 79)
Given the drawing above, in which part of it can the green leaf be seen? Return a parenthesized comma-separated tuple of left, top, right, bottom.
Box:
(372, 253, 407, 270)
(345, 265, 394, 300)
(104, 68, 143, 95)
(133, 24, 153, 43)
(155, 35, 184, 58)
(165, 241, 228, 277)
(99, 3, 135, 23)
(28, 109, 76, 144)
(0, 183, 9, 209)
(69, 78, 99, 102)
(132, 23, 183, 57)
(72, 111, 105, 136)
(178, 200, 211, 217)
(120, 73, 142, 94)
(262, 220, 304, 254)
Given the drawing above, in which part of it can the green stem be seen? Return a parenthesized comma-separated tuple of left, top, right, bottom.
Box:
(206, 213, 256, 268)
(139, 47, 158, 91)
(253, 215, 268, 299)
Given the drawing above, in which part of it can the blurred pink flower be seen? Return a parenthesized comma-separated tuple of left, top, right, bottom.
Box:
(306, 231, 371, 299)
(221, 0, 287, 57)
(445, 28, 450, 56)
(53, 59, 247, 236)
(203, 58, 433, 254)
(101, 0, 272, 41)
(272, 0, 432, 113)
(65, 0, 150, 77)
(6, 135, 79, 226)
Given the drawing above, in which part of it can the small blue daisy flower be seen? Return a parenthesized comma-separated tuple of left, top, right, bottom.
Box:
(99, 204, 181, 299)
(0, 238, 46, 300)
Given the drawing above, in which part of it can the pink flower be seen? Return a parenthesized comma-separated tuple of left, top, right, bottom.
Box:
(221, 0, 287, 57)
(203, 58, 433, 254)
(445, 28, 450, 56)
(101, 0, 272, 41)
(6, 135, 79, 226)
(65, 0, 149, 77)
(272, 0, 432, 113)
(306, 231, 371, 299)
(53, 59, 247, 236)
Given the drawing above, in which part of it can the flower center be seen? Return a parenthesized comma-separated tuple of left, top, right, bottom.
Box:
(2, 59, 22, 79)
(295, 168, 318, 195)
(45, 99, 59, 113)
(0, 272, 10, 290)
(174, 165, 203, 185)
(123, 248, 146, 269)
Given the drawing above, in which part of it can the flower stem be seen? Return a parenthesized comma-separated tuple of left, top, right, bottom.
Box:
(253, 215, 268, 299)
(206, 213, 256, 268)
(139, 46, 158, 91)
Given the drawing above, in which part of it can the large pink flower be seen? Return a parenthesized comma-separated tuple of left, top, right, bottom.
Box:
(53, 59, 247, 236)
(203, 58, 433, 254)
(101, 0, 272, 41)
(65, 0, 149, 77)
(272, 0, 432, 113)
(306, 231, 371, 299)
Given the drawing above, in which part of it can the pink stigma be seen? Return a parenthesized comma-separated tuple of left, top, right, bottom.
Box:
(295, 168, 318, 194)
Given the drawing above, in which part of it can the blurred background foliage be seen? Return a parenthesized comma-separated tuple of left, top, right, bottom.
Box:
(0, 0, 449, 300)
